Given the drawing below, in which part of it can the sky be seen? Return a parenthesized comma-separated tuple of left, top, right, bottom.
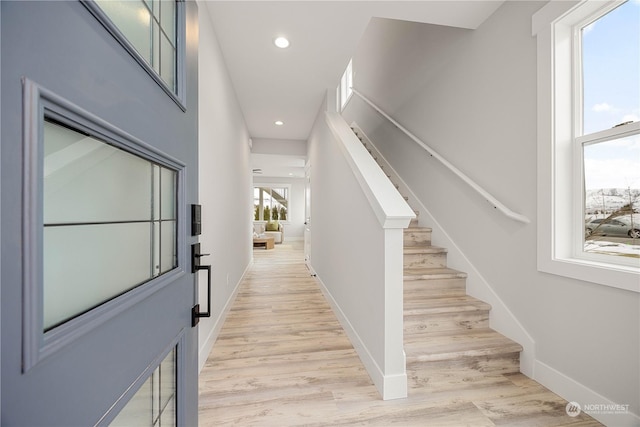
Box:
(582, 0, 640, 191)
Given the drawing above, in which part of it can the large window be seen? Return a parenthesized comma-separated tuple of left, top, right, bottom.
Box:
(578, 2, 639, 259)
(534, 0, 640, 292)
(254, 186, 289, 222)
(83, 0, 184, 106)
(43, 120, 177, 331)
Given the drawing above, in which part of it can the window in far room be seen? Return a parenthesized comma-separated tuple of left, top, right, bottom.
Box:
(254, 186, 290, 222)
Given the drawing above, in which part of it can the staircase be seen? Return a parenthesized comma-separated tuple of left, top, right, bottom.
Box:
(351, 126, 523, 385)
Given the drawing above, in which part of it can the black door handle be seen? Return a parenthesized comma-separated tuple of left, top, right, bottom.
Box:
(192, 264, 211, 327)
(191, 243, 212, 327)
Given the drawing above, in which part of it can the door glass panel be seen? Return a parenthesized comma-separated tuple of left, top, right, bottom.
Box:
(160, 221, 177, 273)
(160, 167, 176, 220)
(110, 347, 176, 427)
(160, 34, 176, 92)
(43, 223, 152, 331)
(94, 0, 152, 65)
(44, 122, 152, 224)
(91, 0, 179, 95)
(160, 0, 176, 43)
(43, 120, 179, 332)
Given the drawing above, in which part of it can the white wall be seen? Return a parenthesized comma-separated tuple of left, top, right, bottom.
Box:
(307, 99, 409, 399)
(344, 2, 639, 423)
(253, 176, 306, 240)
(197, 2, 253, 370)
(252, 138, 307, 156)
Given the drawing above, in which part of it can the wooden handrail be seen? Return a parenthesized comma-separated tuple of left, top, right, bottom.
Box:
(351, 89, 530, 224)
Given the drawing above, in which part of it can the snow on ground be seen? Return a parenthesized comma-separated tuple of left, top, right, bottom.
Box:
(584, 240, 640, 258)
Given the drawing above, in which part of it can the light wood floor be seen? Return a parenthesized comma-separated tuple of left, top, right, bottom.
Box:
(198, 242, 600, 426)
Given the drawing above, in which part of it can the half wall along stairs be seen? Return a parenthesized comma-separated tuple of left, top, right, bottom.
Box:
(351, 126, 524, 381)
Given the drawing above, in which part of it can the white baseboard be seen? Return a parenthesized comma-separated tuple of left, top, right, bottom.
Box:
(312, 269, 407, 400)
(198, 262, 250, 372)
(534, 360, 640, 426)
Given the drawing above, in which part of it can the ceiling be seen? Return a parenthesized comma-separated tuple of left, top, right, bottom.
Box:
(201, 1, 504, 175)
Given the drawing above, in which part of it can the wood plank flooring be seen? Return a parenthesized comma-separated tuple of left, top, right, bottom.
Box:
(198, 242, 601, 426)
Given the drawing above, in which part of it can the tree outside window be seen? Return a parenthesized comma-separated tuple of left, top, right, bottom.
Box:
(254, 186, 288, 221)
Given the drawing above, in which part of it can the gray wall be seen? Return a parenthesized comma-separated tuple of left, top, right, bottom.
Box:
(344, 1, 639, 419)
(197, 2, 253, 368)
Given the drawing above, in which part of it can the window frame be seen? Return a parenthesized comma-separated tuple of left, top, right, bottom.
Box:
(22, 79, 187, 371)
(338, 59, 353, 112)
(253, 184, 291, 223)
(81, 0, 187, 111)
(534, 0, 639, 293)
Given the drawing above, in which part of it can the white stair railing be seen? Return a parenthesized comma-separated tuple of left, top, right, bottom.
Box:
(351, 88, 530, 224)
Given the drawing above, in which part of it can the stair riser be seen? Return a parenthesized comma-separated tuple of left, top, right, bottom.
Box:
(403, 278, 467, 295)
(406, 353, 521, 376)
(404, 252, 447, 269)
(403, 231, 432, 247)
(404, 312, 489, 334)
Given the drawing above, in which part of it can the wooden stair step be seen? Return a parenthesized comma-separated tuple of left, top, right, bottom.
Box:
(404, 227, 432, 247)
(404, 328, 523, 364)
(404, 267, 466, 281)
(404, 295, 491, 316)
(404, 247, 448, 269)
(404, 296, 490, 333)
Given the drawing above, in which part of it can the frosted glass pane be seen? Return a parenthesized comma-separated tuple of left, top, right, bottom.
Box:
(152, 20, 161, 73)
(110, 381, 152, 427)
(160, 34, 176, 92)
(153, 165, 161, 221)
(159, 348, 176, 415)
(160, 221, 176, 274)
(110, 348, 176, 427)
(153, 222, 161, 277)
(44, 121, 153, 224)
(160, 167, 176, 220)
(43, 223, 152, 330)
(160, 0, 175, 43)
(95, 0, 152, 64)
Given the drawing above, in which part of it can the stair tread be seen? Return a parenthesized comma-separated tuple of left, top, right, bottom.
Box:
(404, 267, 467, 280)
(404, 295, 491, 315)
(404, 227, 432, 233)
(404, 246, 447, 254)
(405, 328, 523, 362)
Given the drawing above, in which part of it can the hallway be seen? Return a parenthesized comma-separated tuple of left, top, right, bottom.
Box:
(198, 243, 601, 426)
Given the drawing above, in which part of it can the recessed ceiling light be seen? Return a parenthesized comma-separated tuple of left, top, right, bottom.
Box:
(274, 37, 290, 49)
(275, 120, 284, 126)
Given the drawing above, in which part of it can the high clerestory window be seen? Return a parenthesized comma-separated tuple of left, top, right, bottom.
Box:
(337, 59, 353, 112)
(83, 0, 185, 108)
(534, 0, 640, 292)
